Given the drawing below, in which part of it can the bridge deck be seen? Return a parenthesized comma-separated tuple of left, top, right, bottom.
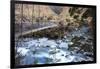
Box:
(15, 23, 58, 38)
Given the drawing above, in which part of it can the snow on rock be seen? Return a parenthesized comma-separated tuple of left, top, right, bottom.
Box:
(46, 40, 57, 46)
(68, 42, 73, 45)
(39, 37, 48, 42)
(65, 55, 76, 62)
(17, 47, 29, 56)
(50, 45, 57, 49)
(55, 50, 75, 63)
(56, 50, 67, 57)
(56, 40, 62, 44)
(43, 40, 57, 47)
(59, 42, 68, 49)
(25, 40, 38, 48)
(64, 36, 67, 39)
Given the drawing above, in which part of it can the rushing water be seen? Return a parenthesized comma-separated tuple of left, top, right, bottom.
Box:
(15, 25, 94, 65)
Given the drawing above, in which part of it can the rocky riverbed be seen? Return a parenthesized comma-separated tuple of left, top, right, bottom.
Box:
(15, 25, 94, 66)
